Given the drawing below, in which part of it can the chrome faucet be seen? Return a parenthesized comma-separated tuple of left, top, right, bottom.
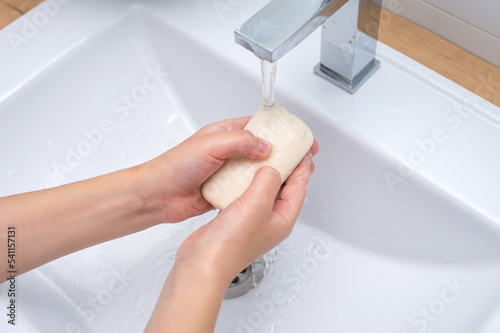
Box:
(234, 0, 382, 94)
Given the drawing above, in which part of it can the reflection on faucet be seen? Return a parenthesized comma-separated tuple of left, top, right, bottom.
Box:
(235, 0, 382, 94)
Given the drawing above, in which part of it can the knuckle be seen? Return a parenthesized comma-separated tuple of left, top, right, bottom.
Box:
(239, 130, 259, 154)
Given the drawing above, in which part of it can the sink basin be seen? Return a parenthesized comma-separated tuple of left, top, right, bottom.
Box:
(1, 0, 500, 332)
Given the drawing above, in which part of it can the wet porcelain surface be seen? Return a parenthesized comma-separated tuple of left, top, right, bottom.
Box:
(1, 1, 500, 332)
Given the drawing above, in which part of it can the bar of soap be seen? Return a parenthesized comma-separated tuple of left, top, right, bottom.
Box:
(201, 105, 314, 210)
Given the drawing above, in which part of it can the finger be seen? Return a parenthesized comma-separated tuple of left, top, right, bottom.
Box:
(272, 151, 313, 234)
(308, 140, 319, 174)
(311, 140, 320, 156)
(285, 150, 313, 191)
(191, 117, 252, 138)
(211, 167, 282, 276)
(233, 166, 282, 215)
(201, 130, 272, 162)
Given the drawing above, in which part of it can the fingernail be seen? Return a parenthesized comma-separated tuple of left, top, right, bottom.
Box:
(259, 139, 271, 153)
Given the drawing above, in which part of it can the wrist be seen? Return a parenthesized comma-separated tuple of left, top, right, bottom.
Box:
(146, 254, 229, 333)
(174, 257, 232, 293)
(126, 162, 173, 226)
(177, 227, 253, 287)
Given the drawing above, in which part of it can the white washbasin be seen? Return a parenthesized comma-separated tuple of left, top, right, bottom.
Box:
(1, 0, 500, 332)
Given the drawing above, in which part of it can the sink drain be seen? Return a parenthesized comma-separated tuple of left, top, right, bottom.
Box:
(224, 257, 265, 299)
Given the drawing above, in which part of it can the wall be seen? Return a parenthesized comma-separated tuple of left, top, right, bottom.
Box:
(383, 0, 500, 68)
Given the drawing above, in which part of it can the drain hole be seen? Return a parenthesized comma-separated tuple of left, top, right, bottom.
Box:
(224, 257, 266, 299)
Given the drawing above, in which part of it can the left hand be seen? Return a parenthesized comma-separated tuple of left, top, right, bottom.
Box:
(134, 117, 273, 224)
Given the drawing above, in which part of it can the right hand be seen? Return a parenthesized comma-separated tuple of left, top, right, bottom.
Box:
(175, 140, 318, 284)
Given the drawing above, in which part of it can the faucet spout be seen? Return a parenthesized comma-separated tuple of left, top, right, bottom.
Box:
(235, 0, 349, 63)
(235, 0, 382, 94)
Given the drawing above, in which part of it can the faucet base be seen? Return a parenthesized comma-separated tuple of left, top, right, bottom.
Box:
(314, 59, 381, 94)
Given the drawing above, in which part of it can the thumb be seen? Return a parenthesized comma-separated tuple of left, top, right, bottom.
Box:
(201, 130, 272, 162)
(231, 166, 281, 215)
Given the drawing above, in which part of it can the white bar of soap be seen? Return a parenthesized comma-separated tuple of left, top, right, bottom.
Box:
(201, 105, 314, 210)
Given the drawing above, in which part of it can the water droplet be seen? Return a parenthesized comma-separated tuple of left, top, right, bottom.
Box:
(165, 114, 178, 124)
(47, 139, 54, 145)
(7, 171, 14, 176)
